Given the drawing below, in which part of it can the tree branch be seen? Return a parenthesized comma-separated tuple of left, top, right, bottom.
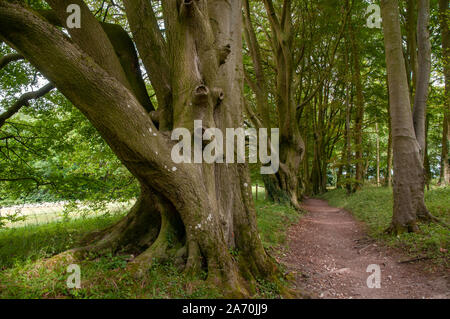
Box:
(0, 82, 54, 129)
(263, 0, 282, 39)
(296, 5, 351, 112)
(0, 52, 23, 69)
(46, 0, 131, 89)
(37, 8, 154, 113)
(123, 0, 171, 110)
(0, 1, 173, 180)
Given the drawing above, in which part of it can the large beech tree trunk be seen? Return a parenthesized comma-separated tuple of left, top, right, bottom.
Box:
(0, 0, 282, 297)
(381, 0, 431, 233)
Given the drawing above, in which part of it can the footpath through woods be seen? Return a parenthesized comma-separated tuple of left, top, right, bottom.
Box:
(279, 199, 449, 299)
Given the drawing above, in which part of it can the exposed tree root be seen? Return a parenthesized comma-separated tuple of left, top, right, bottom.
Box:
(385, 223, 420, 235)
(418, 213, 450, 229)
(75, 189, 162, 258)
(40, 184, 308, 298)
(127, 206, 185, 278)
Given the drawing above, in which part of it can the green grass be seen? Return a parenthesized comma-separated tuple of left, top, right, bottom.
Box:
(0, 213, 124, 270)
(0, 194, 299, 299)
(319, 186, 449, 267)
(255, 198, 299, 251)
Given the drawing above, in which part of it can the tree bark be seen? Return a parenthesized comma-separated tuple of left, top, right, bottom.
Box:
(350, 18, 365, 191)
(344, 44, 352, 194)
(376, 122, 380, 187)
(386, 77, 393, 187)
(440, 112, 450, 185)
(406, 0, 419, 100)
(0, 0, 283, 297)
(412, 0, 432, 158)
(243, 0, 287, 203)
(387, 119, 394, 187)
(234, 0, 307, 208)
(381, 0, 430, 233)
(0, 83, 54, 129)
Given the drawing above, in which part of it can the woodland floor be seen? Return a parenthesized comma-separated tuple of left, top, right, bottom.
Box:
(279, 199, 450, 299)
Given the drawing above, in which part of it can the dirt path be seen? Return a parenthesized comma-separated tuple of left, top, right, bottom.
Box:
(280, 199, 449, 299)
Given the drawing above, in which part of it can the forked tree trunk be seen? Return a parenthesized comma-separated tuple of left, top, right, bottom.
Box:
(244, 0, 305, 208)
(350, 19, 365, 192)
(441, 112, 450, 185)
(344, 54, 352, 194)
(386, 132, 393, 187)
(376, 123, 380, 187)
(0, 0, 285, 297)
(381, 0, 431, 233)
(243, 0, 289, 204)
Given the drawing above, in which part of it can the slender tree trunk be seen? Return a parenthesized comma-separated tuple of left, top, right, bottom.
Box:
(350, 19, 365, 191)
(344, 57, 352, 194)
(387, 121, 394, 187)
(254, 0, 306, 209)
(243, 0, 296, 204)
(413, 0, 432, 158)
(376, 122, 380, 187)
(439, 0, 450, 185)
(337, 149, 345, 189)
(440, 112, 450, 184)
(381, 0, 430, 233)
(412, 0, 433, 218)
(406, 0, 419, 100)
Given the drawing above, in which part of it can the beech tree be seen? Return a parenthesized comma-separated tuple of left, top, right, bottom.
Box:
(381, 0, 434, 233)
(243, 0, 306, 208)
(0, 0, 284, 296)
(243, 0, 348, 202)
(439, 0, 449, 185)
(412, 0, 431, 161)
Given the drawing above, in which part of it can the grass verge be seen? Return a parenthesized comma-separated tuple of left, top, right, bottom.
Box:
(319, 186, 449, 268)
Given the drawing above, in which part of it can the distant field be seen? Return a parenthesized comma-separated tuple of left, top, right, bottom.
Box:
(0, 186, 266, 228)
(0, 201, 134, 228)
